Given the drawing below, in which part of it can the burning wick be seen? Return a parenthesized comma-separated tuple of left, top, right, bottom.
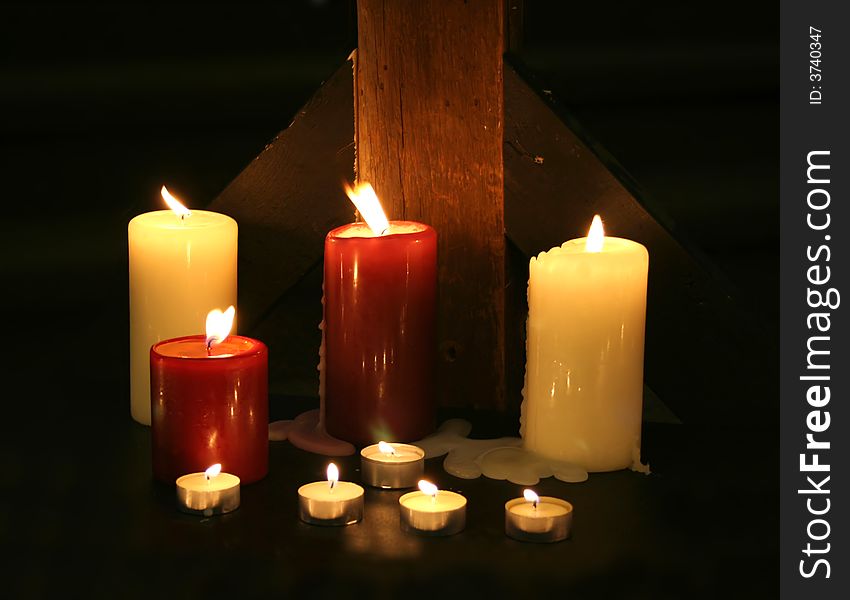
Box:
(161, 185, 192, 221)
(585, 214, 605, 253)
(523, 489, 539, 510)
(205, 463, 222, 483)
(419, 480, 438, 505)
(327, 463, 339, 492)
(378, 441, 397, 456)
(343, 181, 390, 236)
(205, 306, 236, 356)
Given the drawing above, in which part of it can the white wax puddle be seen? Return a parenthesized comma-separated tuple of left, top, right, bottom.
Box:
(414, 419, 600, 485)
(271, 415, 648, 479)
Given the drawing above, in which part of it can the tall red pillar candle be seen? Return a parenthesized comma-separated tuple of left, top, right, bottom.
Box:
(323, 221, 437, 446)
(150, 335, 268, 484)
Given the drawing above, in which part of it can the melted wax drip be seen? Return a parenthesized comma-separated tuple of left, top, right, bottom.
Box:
(268, 410, 355, 456)
(267, 312, 355, 457)
(413, 419, 590, 486)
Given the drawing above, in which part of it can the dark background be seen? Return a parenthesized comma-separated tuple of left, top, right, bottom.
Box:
(0, 1, 777, 596)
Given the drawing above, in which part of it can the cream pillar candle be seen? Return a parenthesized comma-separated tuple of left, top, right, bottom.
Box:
(128, 186, 237, 425)
(521, 215, 648, 472)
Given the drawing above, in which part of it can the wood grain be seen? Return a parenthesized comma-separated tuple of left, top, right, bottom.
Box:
(355, 0, 507, 409)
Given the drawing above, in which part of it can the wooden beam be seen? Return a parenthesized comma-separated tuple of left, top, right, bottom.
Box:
(354, 0, 507, 409)
(210, 54, 773, 424)
(209, 62, 356, 333)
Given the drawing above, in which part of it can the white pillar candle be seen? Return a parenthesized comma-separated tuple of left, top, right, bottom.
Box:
(298, 463, 365, 526)
(504, 489, 572, 543)
(176, 464, 240, 517)
(398, 480, 466, 536)
(521, 215, 648, 472)
(360, 442, 425, 489)
(128, 186, 237, 425)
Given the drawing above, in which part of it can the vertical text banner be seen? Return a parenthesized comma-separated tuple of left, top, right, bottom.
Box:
(781, 1, 849, 597)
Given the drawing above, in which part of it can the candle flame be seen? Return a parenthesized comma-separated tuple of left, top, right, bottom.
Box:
(205, 463, 222, 480)
(378, 441, 396, 455)
(161, 185, 192, 219)
(586, 214, 604, 252)
(418, 480, 438, 497)
(523, 489, 539, 508)
(344, 181, 390, 236)
(205, 306, 235, 351)
(327, 463, 339, 489)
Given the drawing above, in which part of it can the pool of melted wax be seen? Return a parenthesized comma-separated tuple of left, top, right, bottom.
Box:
(268, 409, 355, 457)
(413, 419, 589, 486)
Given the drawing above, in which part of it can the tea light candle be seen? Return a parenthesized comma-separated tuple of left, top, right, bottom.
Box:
(176, 464, 240, 517)
(399, 480, 466, 536)
(298, 463, 364, 526)
(361, 441, 425, 489)
(504, 489, 572, 543)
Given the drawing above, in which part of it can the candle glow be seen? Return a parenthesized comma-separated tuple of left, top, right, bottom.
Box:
(523, 489, 539, 509)
(205, 306, 236, 351)
(418, 480, 438, 498)
(585, 214, 604, 252)
(344, 181, 390, 236)
(205, 463, 222, 480)
(161, 185, 192, 219)
(327, 463, 339, 490)
(378, 441, 397, 455)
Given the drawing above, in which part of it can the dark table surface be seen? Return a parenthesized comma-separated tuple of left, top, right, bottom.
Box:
(1, 383, 776, 598)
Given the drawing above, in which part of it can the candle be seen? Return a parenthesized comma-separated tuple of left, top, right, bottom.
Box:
(298, 463, 365, 526)
(398, 480, 466, 536)
(360, 441, 425, 489)
(151, 306, 268, 484)
(504, 489, 572, 543)
(322, 182, 437, 446)
(176, 463, 241, 517)
(521, 215, 648, 472)
(128, 186, 237, 425)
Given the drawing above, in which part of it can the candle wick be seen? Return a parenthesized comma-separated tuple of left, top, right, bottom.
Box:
(533, 500, 538, 511)
(431, 493, 436, 505)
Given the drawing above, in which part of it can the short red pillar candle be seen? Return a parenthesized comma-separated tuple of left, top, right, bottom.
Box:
(323, 221, 437, 446)
(150, 335, 268, 484)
